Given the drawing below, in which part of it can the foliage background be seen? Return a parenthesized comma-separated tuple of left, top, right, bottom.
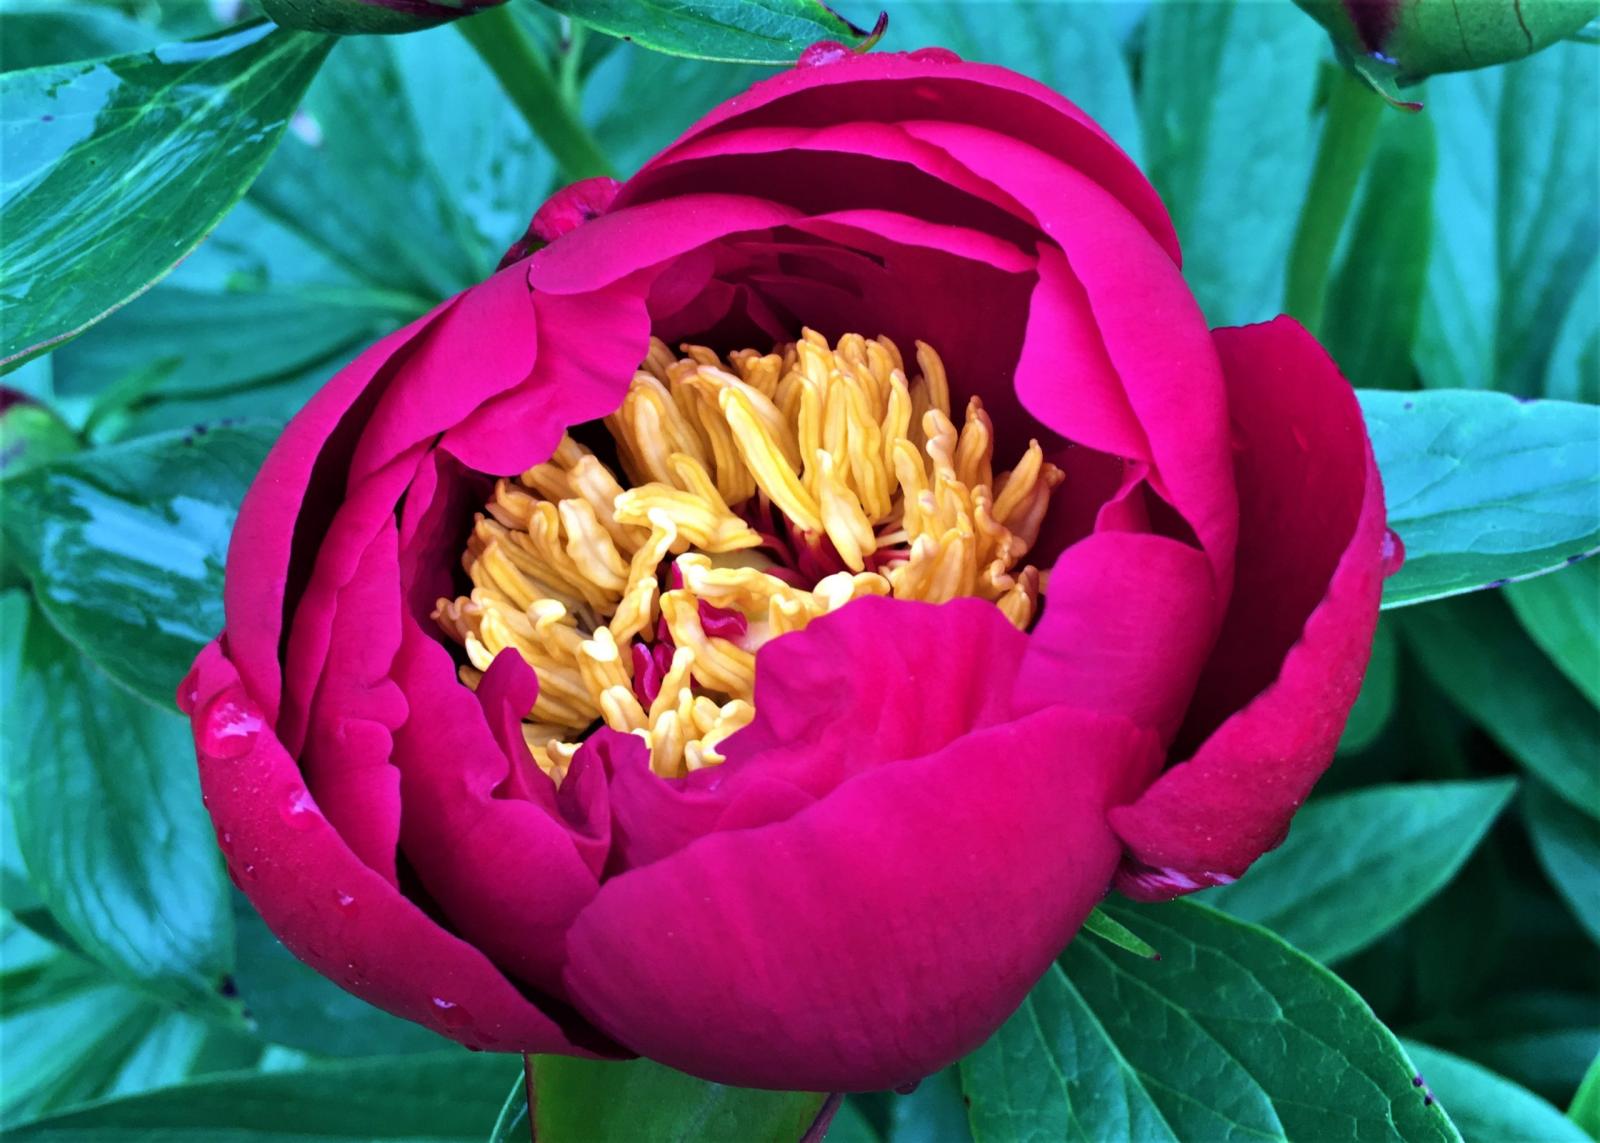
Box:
(0, 1, 1597, 1139)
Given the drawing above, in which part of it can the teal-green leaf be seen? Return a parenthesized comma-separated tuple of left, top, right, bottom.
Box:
(1339, 616, 1398, 753)
(889, 1068, 972, 1143)
(1402, 1041, 1591, 1143)
(1572, 1053, 1600, 1139)
(0, 24, 333, 371)
(1506, 560, 1600, 708)
(530, 0, 869, 63)
(1198, 780, 1516, 964)
(2, 600, 233, 1012)
(1401, 592, 1600, 819)
(1360, 389, 1600, 607)
(6, 1053, 517, 1141)
(0, 423, 276, 706)
(529, 1055, 828, 1142)
(1524, 782, 1600, 946)
(960, 900, 1461, 1142)
(1138, 0, 1322, 326)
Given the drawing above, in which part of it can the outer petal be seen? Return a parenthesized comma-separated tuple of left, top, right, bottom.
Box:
(182, 641, 595, 1055)
(563, 706, 1161, 1091)
(1109, 318, 1386, 897)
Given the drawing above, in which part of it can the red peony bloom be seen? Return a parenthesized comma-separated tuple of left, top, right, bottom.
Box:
(180, 47, 1386, 1092)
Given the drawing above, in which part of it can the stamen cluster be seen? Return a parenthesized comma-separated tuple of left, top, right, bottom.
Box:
(434, 331, 1062, 780)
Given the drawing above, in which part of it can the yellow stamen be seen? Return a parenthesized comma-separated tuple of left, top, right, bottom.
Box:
(432, 332, 1061, 781)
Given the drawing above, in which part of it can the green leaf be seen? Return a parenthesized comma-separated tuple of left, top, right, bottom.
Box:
(1402, 1041, 1591, 1143)
(2, 600, 234, 1012)
(1417, 44, 1599, 398)
(880, 0, 1142, 164)
(531, 0, 870, 63)
(960, 900, 1461, 1142)
(1401, 592, 1600, 820)
(1572, 1053, 1600, 1139)
(1322, 106, 1437, 390)
(1408, 991, 1600, 1105)
(0, 423, 275, 706)
(1360, 389, 1600, 608)
(0, 399, 78, 478)
(1138, 0, 1323, 326)
(1339, 617, 1398, 753)
(1524, 782, 1600, 947)
(1080, 906, 1159, 960)
(0, 24, 334, 371)
(1199, 780, 1516, 964)
(6, 1052, 517, 1141)
(1506, 561, 1600, 708)
(888, 1068, 972, 1143)
(0, 1, 158, 70)
(230, 893, 450, 1058)
(530, 1055, 828, 1142)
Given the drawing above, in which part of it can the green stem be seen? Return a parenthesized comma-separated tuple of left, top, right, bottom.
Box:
(1284, 66, 1386, 335)
(456, 6, 614, 183)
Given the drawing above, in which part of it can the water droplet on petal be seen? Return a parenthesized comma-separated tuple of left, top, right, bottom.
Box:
(431, 997, 472, 1029)
(1380, 527, 1407, 578)
(893, 1079, 922, 1095)
(279, 787, 321, 831)
(218, 830, 234, 855)
(909, 46, 961, 64)
(797, 40, 852, 67)
(334, 890, 358, 916)
(198, 689, 263, 759)
(239, 862, 258, 881)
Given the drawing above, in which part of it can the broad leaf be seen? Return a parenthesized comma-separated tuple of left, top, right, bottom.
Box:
(1506, 560, 1600, 709)
(1139, 0, 1323, 326)
(1361, 389, 1600, 607)
(1407, 991, 1600, 1105)
(1524, 782, 1600, 947)
(1402, 1041, 1590, 1143)
(6, 1053, 517, 1141)
(1402, 592, 1600, 820)
(2, 600, 233, 1012)
(0, 423, 276, 706)
(532, 0, 871, 63)
(0, 24, 333, 370)
(1572, 1054, 1600, 1138)
(530, 1055, 828, 1141)
(1199, 780, 1516, 964)
(1339, 617, 1398, 753)
(961, 900, 1461, 1142)
(889, 1068, 972, 1143)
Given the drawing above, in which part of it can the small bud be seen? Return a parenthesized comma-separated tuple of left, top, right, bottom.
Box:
(261, 0, 504, 36)
(1294, 0, 1598, 85)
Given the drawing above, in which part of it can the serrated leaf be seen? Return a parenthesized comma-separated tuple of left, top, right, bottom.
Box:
(1401, 592, 1600, 821)
(1361, 389, 1600, 608)
(1402, 1041, 1590, 1143)
(0, 24, 333, 371)
(961, 900, 1461, 1142)
(1199, 780, 1516, 964)
(532, 0, 868, 63)
(0, 423, 275, 706)
(1506, 560, 1600, 709)
(1524, 782, 1600, 947)
(530, 1055, 828, 1142)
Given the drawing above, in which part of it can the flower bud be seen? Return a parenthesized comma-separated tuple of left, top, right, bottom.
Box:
(262, 0, 503, 35)
(1294, 0, 1598, 84)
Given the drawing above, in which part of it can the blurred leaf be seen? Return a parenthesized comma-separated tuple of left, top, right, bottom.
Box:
(530, 1055, 827, 1142)
(0, 423, 275, 706)
(7, 1052, 517, 1140)
(1402, 592, 1600, 820)
(2, 599, 234, 1012)
(1339, 617, 1398, 753)
(825, 1098, 882, 1143)
(1361, 389, 1600, 608)
(230, 893, 449, 1059)
(1525, 782, 1600, 947)
(1139, 0, 1322, 325)
(532, 0, 870, 63)
(1322, 107, 1437, 390)
(1403, 1041, 1590, 1143)
(0, 24, 333, 371)
(881, 0, 1142, 163)
(889, 1068, 971, 1143)
(0, 399, 78, 477)
(1417, 44, 1599, 397)
(1408, 991, 1600, 1105)
(1506, 561, 1600, 708)
(1199, 779, 1516, 964)
(960, 900, 1461, 1142)
(0, 0, 158, 70)
(1573, 1054, 1600, 1139)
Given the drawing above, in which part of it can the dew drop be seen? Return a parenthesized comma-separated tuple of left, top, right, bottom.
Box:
(334, 890, 358, 916)
(797, 41, 851, 68)
(893, 1079, 922, 1095)
(430, 997, 472, 1029)
(1380, 527, 1406, 578)
(909, 46, 961, 64)
(198, 689, 263, 759)
(218, 830, 235, 856)
(239, 862, 258, 881)
(279, 787, 321, 831)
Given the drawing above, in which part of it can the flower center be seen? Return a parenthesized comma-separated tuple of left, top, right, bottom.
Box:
(433, 331, 1062, 781)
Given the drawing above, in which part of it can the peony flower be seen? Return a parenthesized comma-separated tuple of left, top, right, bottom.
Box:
(180, 46, 1387, 1092)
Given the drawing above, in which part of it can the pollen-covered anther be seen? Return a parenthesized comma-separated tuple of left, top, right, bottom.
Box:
(432, 331, 1062, 781)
